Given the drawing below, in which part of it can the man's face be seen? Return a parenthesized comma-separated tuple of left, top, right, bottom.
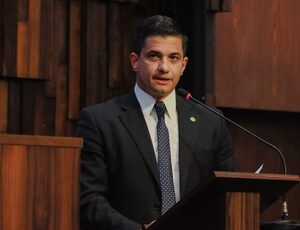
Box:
(130, 35, 188, 100)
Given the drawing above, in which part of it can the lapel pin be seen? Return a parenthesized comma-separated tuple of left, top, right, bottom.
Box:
(189, 116, 196, 122)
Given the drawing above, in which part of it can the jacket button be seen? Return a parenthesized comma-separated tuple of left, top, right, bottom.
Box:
(153, 204, 161, 212)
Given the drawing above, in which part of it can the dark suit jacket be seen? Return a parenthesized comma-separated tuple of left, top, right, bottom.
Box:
(76, 89, 235, 230)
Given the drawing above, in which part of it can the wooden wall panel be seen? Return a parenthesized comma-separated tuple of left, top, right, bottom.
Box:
(0, 0, 3, 77)
(68, 0, 81, 120)
(0, 81, 8, 132)
(16, 22, 29, 77)
(28, 0, 41, 78)
(210, 0, 300, 220)
(108, 3, 123, 88)
(214, 0, 300, 112)
(82, 1, 137, 107)
(83, 1, 108, 106)
(3, 0, 18, 77)
(22, 80, 55, 135)
(7, 80, 22, 133)
(4, 0, 43, 79)
(223, 109, 300, 220)
(1, 0, 144, 136)
(1, 145, 29, 230)
(107, 2, 136, 90)
(209, 0, 232, 12)
(0, 134, 82, 230)
(40, 0, 55, 96)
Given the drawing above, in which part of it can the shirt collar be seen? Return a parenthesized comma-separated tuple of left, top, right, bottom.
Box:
(134, 83, 177, 119)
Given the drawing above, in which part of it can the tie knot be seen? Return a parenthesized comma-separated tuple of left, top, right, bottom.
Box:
(154, 101, 166, 119)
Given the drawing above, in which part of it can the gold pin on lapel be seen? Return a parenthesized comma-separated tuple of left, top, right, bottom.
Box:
(190, 116, 196, 122)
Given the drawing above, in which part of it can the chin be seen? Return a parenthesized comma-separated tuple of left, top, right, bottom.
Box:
(153, 89, 172, 99)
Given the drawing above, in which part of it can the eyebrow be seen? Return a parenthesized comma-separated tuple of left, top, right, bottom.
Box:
(145, 50, 182, 57)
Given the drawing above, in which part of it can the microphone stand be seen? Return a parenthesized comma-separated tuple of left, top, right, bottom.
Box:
(177, 88, 300, 227)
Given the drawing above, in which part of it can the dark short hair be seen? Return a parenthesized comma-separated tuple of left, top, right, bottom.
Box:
(132, 15, 188, 56)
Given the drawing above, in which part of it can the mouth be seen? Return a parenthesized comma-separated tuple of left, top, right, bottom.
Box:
(153, 75, 171, 83)
(153, 76, 171, 85)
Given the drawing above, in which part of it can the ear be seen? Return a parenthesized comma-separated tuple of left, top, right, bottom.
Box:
(130, 52, 139, 72)
(181, 56, 188, 75)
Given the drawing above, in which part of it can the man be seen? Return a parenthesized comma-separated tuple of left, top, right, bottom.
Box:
(76, 15, 235, 230)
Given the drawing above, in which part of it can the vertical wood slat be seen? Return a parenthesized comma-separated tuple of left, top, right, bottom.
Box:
(54, 147, 80, 230)
(0, 0, 4, 77)
(226, 192, 260, 230)
(21, 81, 55, 135)
(85, 1, 108, 105)
(29, 146, 48, 229)
(108, 3, 122, 88)
(53, 0, 69, 136)
(0, 81, 8, 133)
(43, 0, 56, 97)
(16, 0, 30, 78)
(17, 22, 29, 77)
(28, 0, 41, 78)
(68, 0, 81, 120)
(1, 145, 30, 229)
(18, 0, 29, 21)
(2, 0, 18, 77)
(7, 81, 22, 133)
(209, 0, 232, 12)
(55, 65, 68, 136)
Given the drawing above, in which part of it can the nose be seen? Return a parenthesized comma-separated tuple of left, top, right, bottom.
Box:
(158, 59, 169, 73)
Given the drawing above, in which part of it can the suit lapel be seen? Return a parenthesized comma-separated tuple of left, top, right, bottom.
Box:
(118, 91, 160, 186)
(177, 96, 200, 196)
(117, 92, 202, 196)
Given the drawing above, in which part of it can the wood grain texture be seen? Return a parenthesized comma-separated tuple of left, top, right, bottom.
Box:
(214, 0, 300, 112)
(84, 1, 108, 105)
(226, 192, 260, 230)
(223, 108, 300, 221)
(1, 145, 29, 230)
(68, 0, 81, 120)
(0, 134, 83, 147)
(17, 22, 29, 77)
(0, 0, 4, 76)
(0, 81, 8, 133)
(18, 0, 29, 21)
(28, 0, 41, 78)
(148, 171, 299, 230)
(209, 0, 232, 12)
(108, 2, 122, 88)
(0, 134, 81, 230)
(2, 0, 18, 77)
(7, 80, 22, 133)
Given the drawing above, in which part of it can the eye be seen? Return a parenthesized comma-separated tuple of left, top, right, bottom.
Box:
(169, 54, 180, 62)
(147, 53, 160, 60)
(149, 54, 158, 58)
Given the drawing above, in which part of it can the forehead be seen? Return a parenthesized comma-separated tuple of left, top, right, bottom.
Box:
(142, 35, 184, 54)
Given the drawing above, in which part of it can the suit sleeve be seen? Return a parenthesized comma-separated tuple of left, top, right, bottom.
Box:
(213, 110, 236, 172)
(76, 108, 141, 230)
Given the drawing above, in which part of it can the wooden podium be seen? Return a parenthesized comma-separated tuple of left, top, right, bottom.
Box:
(149, 171, 300, 230)
(0, 134, 83, 230)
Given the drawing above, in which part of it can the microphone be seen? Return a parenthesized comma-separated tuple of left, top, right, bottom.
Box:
(177, 88, 289, 219)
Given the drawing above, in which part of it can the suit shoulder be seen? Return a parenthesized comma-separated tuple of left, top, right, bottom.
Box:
(178, 95, 225, 123)
(79, 92, 138, 118)
(80, 95, 125, 116)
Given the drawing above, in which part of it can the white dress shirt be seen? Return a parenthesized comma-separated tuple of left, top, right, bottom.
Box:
(134, 84, 180, 202)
